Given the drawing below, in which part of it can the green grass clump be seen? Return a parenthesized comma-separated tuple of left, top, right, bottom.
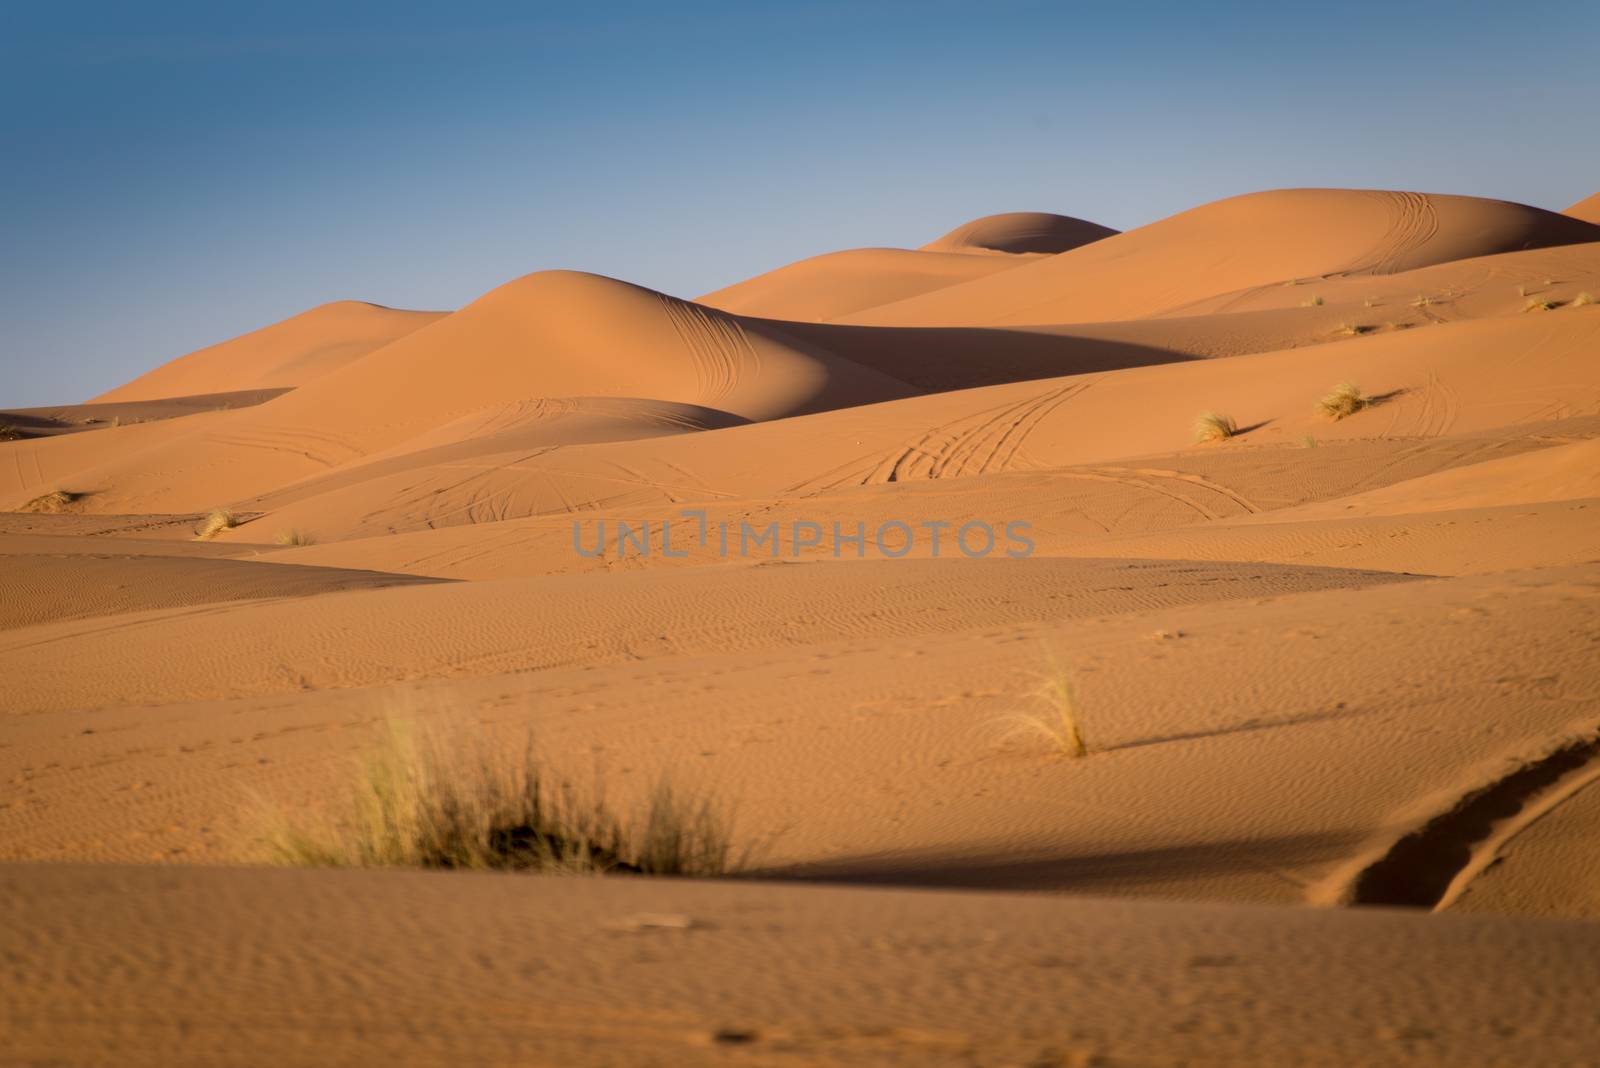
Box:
(262, 726, 737, 877)
(1318, 382, 1368, 421)
(1193, 411, 1238, 443)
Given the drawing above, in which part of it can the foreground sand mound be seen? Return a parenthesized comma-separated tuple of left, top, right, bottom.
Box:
(919, 210, 1118, 255)
(844, 189, 1600, 326)
(8, 865, 1599, 1067)
(93, 301, 445, 402)
(1564, 191, 1600, 224)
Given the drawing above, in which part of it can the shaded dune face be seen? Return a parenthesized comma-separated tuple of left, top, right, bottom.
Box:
(919, 211, 1120, 255)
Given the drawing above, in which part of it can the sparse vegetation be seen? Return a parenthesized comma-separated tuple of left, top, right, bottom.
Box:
(1333, 322, 1371, 336)
(1411, 294, 1433, 308)
(19, 489, 80, 513)
(1318, 382, 1368, 421)
(275, 529, 315, 547)
(1004, 663, 1090, 759)
(1516, 283, 1528, 297)
(194, 508, 239, 540)
(1301, 435, 1319, 449)
(0, 424, 19, 442)
(1523, 297, 1556, 313)
(261, 725, 736, 876)
(1302, 295, 1325, 307)
(1573, 292, 1595, 307)
(1363, 296, 1377, 308)
(1193, 411, 1238, 443)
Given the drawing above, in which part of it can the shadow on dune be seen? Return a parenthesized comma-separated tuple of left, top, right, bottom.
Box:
(768, 320, 1205, 393)
(751, 831, 1356, 893)
(1110, 703, 1379, 753)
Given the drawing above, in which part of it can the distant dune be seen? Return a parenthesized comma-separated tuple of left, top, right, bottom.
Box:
(919, 210, 1119, 254)
(842, 189, 1600, 325)
(93, 301, 445, 402)
(1564, 190, 1600, 223)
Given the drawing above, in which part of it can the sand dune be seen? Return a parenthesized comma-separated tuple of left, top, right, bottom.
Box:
(0, 553, 442, 630)
(697, 212, 1117, 322)
(919, 210, 1119, 255)
(7, 864, 1598, 1068)
(93, 301, 445, 402)
(0, 556, 1406, 715)
(0, 272, 920, 515)
(0, 388, 289, 440)
(8, 182, 1600, 1062)
(1564, 191, 1600, 223)
(217, 309, 1600, 544)
(695, 247, 1033, 321)
(841, 189, 1600, 326)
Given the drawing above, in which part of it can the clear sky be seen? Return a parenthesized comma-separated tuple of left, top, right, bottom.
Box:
(3, 0, 1596, 406)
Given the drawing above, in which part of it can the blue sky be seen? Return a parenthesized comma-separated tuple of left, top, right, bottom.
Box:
(2, 1, 1596, 406)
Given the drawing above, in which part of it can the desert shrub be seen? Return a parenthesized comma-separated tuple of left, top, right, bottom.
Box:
(1193, 411, 1238, 443)
(195, 508, 239, 540)
(1318, 382, 1368, 421)
(262, 726, 737, 877)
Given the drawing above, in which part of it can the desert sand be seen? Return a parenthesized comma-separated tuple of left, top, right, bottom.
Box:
(4, 186, 1600, 1065)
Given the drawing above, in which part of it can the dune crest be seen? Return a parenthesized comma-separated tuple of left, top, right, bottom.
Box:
(1563, 191, 1600, 223)
(844, 189, 1600, 326)
(919, 210, 1118, 255)
(93, 301, 445, 403)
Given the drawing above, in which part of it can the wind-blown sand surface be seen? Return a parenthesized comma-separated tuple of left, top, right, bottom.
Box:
(4, 186, 1599, 1065)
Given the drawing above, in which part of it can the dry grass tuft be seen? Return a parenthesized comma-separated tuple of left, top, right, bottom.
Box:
(1003, 662, 1090, 759)
(1573, 291, 1596, 307)
(0, 424, 20, 442)
(1333, 322, 1371, 337)
(1318, 382, 1368, 421)
(1193, 411, 1238, 443)
(275, 529, 314, 547)
(1300, 435, 1319, 449)
(194, 508, 239, 540)
(1523, 297, 1557, 313)
(19, 489, 80, 513)
(1301, 295, 1324, 307)
(260, 725, 737, 876)
(1411, 294, 1433, 308)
